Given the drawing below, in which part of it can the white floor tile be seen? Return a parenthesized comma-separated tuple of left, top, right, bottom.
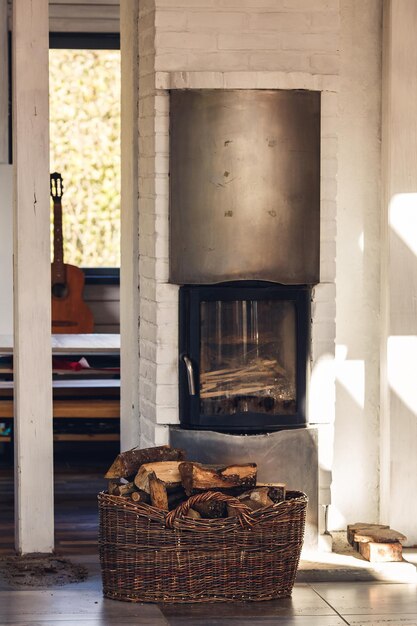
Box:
(312, 582, 417, 615)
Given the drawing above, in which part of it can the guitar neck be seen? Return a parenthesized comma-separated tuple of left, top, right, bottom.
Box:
(52, 198, 66, 285)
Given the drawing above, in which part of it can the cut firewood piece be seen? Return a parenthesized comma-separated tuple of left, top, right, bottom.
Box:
(359, 541, 403, 562)
(130, 489, 151, 504)
(134, 461, 183, 493)
(104, 445, 185, 479)
(256, 482, 286, 503)
(241, 498, 268, 512)
(108, 480, 121, 496)
(148, 472, 169, 510)
(117, 482, 136, 497)
(353, 528, 407, 544)
(193, 500, 227, 519)
(107, 480, 136, 497)
(186, 508, 202, 520)
(347, 523, 389, 546)
(239, 487, 274, 508)
(179, 462, 257, 496)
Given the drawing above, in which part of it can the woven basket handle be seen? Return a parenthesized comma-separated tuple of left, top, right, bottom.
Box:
(165, 491, 254, 529)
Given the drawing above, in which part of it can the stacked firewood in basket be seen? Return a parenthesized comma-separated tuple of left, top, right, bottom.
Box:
(104, 445, 286, 518)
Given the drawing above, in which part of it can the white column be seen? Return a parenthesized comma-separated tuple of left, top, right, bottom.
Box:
(12, 0, 54, 553)
(381, 0, 417, 543)
(120, 0, 140, 450)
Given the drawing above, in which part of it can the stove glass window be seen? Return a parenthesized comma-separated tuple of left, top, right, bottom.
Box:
(199, 300, 296, 417)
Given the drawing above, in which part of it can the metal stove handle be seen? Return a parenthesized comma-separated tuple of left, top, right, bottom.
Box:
(182, 355, 196, 396)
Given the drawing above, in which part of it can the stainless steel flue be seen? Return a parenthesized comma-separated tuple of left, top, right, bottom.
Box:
(169, 89, 320, 285)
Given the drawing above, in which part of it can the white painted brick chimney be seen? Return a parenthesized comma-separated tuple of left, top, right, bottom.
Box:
(137, 0, 339, 536)
(133, 0, 382, 540)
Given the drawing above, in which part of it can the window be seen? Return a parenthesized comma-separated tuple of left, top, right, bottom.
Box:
(49, 37, 120, 273)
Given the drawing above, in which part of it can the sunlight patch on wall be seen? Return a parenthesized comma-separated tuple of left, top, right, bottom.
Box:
(335, 344, 365, 409)
(388, 336, 417, 415)
(358, 231, 364, 252)
(389, 193, 417, 255)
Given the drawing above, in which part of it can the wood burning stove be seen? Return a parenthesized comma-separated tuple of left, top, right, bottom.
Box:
(179, 282, 310, 432)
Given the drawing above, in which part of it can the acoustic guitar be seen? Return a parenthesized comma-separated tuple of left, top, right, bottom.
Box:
(50, 172, 94, 333)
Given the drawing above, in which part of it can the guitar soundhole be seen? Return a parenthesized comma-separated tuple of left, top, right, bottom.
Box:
(52, 283, 68, 299)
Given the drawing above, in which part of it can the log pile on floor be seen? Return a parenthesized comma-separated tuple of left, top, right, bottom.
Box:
(347, 522, 407, 562)
(104, 445, 286, 516)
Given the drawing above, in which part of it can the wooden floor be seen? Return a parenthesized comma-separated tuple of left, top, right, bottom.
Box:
(0, 442, 114, 555)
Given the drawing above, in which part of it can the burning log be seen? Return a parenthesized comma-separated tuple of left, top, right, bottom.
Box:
(179, 462, 257, 496)
(105, 445, 184, 479)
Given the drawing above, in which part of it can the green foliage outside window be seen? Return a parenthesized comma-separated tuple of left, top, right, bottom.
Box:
(49, 49, 121, 268)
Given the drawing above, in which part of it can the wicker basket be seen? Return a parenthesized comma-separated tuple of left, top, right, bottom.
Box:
(98, 489, 308, 603)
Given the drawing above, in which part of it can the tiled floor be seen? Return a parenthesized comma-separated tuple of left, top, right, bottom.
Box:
(1, 555, 417, 626)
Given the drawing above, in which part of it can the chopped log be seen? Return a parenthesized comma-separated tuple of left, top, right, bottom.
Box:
(199, 358, 286, 399)
(108, 480, 121, 496)
(193, 500, 227, 519)
(243, 499, 266, 512)
(118, 482, 136, 497)
(239, 487, 274, 507)
(347, 523, 389, 546)
(354, 528, 407, 544)
(148, 472, 169, 510)
(134, 461, 183, 493)
(179, 462, 257, 496)
(256, 482, 286, 503)
(186, 508, 202, 520)
(130, 490, 151, 504)
(105, 445, 185, 479)
(359, 541, 403, 562)
(108, 480, 136, 497)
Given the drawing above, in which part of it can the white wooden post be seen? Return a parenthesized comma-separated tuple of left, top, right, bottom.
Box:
(12, 0, 54, 553)
(0, 0, 8, 163)
(120, 0, 140, 450)
(381, 0, 417, 544)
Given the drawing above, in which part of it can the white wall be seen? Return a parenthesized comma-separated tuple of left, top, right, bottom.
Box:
(331, 0, 382, 530)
